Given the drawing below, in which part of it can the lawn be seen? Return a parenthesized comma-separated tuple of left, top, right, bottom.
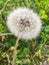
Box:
(0, 0, 49, 65)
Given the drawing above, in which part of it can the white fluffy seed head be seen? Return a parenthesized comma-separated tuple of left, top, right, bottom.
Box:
(7, 8, 42, 40)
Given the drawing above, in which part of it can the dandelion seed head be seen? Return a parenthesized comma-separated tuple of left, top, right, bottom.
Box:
(7, 8, 42, 40)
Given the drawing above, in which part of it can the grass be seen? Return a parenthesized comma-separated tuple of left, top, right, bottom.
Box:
(0, 0, 49, 65)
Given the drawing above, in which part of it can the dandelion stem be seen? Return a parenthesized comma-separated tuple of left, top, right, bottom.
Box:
(0, 0, 10, 14)
(12, 37, 20, 65)
(0, 33, 13, 36)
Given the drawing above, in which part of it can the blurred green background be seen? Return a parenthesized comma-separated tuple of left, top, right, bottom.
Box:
(0, 0, 49, 65)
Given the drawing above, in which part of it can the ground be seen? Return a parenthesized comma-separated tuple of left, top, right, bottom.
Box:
(0, 0, 49, 65)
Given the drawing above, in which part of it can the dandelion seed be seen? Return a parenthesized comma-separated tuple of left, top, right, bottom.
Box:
(7, 8, 42, 40)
